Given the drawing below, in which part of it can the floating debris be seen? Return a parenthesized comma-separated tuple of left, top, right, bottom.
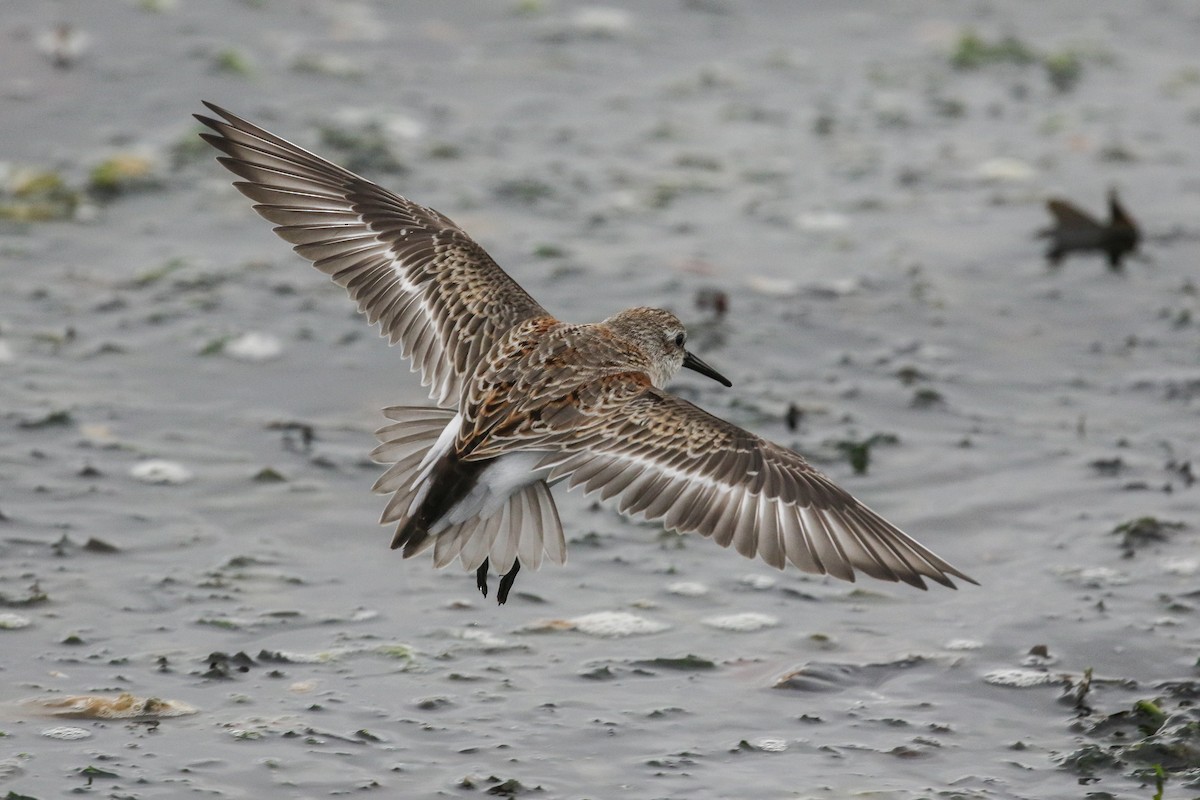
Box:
(738, 574, 776, 590)
(1062, 691, 1200, 781)
(693, 287, 728, 319)
(0, 165, 82, 222)
(745, 276, 798, 297)
(665, 581, 708, 596)
(318, 114, 414, 175)
(36, 23, 91, 69)
(976, 157, 1036, 183)
(1023, 644, 1055, 666)
(88, 154, 162, 200)
(18, 409, 72, 429)
(909, 388, 946, 410)
(949, 29, 1091, 91)
(570, 7, 634, 38)
(290, 53, 364, 81)
(633, 654, 717, 671)
(449, 628, 516, 651)
(831, 433, 899, 475)
(30, 692, 197, 719)
(527, 611, 669, 637)
(742, 737, 789, 752)
(950, 30, 1037, 70)
(1038, 190, 1141, 270)
(894, 366, 929, 386)
(983, 668, 1066, 688)
(1089, 457, 1126, 476)
(1044, 50, 1084, 92)
(1111, 516, 1184, 558)
(493, 177, 555, 205)
(0, 613, 32, 630)
(805, 277, 864, 299)
(41, 726, 91, 740)
(475, 776, 543, 798)
(129, 459, 193, 485)
(1163, 557, 1199, 576)
(200, 643, 409, 668)
(1054, 566, 1129, 587)
(795, 210, 850, 232)
(1166, 459, 1194, 487)
(210, 48, 255, 77)
(203, 651, 257, 679)
(0, 582, 48, 608)
(775, 656, 927, 692)
(253, 466, 287, 483)
(944, 639, 983, 651)
(268, 420, 316, 453)
(223, 331, 283, 361)
(702, 612, 778, 632)
(82, 537, 119, 553)
(137, 0, 178, 13)
(126, 256, 188, 289)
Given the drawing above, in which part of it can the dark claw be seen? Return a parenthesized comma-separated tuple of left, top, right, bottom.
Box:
(496, 560, 521, 605)
(475, 558, 489, 598)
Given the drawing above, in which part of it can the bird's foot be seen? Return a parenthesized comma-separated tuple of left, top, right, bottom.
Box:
(475, 558, 489, 598)
(497, 560, 521, 605)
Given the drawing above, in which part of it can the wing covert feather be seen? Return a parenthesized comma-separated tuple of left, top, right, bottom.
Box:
(508, 381, 973, 589)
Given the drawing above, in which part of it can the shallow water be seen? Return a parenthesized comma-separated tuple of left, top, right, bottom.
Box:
(3, 2, 1200, 798)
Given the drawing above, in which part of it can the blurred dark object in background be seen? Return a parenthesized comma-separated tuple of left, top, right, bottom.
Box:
(1038, 189, 1140, 270)
(694, 287, 728, 320)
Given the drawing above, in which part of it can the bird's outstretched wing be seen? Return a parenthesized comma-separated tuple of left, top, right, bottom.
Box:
(504, 378, 974, 589)
(196, 102, 551, 408)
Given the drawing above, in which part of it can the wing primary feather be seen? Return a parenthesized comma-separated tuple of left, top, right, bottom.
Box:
(780, 507, 822, 574)
(755, 496, 785, 569)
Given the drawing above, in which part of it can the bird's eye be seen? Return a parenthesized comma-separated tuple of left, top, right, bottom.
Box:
(673, 332, 685, 347)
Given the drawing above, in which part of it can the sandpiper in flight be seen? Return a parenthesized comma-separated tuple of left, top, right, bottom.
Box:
(197, 102, 975, 603)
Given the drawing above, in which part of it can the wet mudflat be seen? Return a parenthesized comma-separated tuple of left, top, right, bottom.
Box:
(2, 1, 1200, 798)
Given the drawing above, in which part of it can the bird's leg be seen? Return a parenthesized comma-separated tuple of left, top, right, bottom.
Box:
(496, 560, 521, 605)
(475, 558, 489, 598)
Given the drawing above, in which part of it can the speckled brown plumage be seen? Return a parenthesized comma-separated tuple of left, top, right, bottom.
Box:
(197, 102, 975, 602)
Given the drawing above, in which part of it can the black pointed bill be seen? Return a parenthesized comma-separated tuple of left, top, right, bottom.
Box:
(683, 350, 732, 387)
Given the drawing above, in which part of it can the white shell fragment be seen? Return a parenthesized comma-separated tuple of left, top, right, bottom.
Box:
(32, 692, 198, 719)
(0, 613, 31, 630)
(570, 611, 669, 637)
(224, 331, 283, 361)
(702, 613, 779, 632)
(983, 669, 1066, 688)
(795, 210, 851, 232)
(1053, 566, 1129, 587)
(975, 157, 1036, 182)
(130, 459, 193, 485)
(739, 574, 777, 590)
(572, 7, 634, 37)
(41, 726, 91, 740)
(752, 738, 789, 752)
(943, 639, 983, 651)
